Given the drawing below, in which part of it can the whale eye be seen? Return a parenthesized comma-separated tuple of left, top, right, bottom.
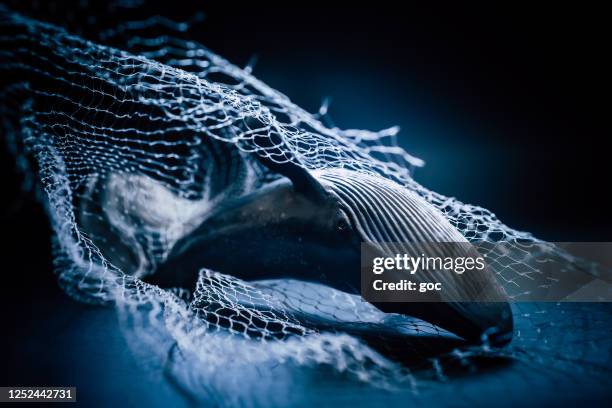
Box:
(336, 210, 351, 232)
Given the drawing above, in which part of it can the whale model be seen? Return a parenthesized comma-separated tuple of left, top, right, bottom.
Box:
(150, 155, 513, 345)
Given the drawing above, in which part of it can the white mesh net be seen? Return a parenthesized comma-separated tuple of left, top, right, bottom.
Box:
(1, 5, 610, 405)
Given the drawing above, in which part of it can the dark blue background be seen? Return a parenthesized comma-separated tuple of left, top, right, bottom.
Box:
(192, 4, 609, 241)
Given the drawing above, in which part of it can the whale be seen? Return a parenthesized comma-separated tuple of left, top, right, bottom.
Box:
(150, 154, 513, 346)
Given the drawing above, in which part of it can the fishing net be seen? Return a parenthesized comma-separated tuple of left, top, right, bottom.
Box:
(1, 4, 610, 405)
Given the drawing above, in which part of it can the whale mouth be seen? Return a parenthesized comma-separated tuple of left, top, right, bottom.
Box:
(316, 169, 514, 344)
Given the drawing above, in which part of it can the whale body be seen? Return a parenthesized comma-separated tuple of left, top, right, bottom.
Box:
(150, 161, 513, 345)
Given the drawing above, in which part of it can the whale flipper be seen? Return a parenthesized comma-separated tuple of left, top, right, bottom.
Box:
(252, 133, 330, 203)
